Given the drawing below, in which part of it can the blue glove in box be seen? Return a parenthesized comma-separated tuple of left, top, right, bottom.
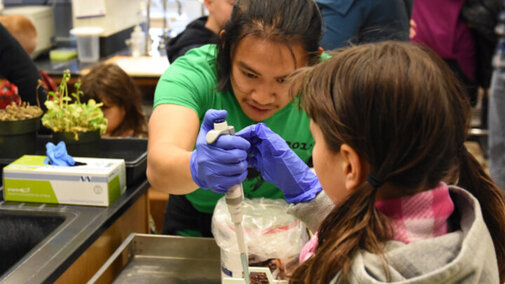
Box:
(2, 155, 126, 206)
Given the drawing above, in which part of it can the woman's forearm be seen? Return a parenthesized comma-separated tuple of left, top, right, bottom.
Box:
(147, 143, 198, 194)
(146, 104, 201, 194)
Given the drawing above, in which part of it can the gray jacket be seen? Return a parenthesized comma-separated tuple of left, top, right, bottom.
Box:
(288, 186, 499, 283)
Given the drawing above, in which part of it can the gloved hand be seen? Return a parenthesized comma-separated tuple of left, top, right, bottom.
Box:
(190, 109, 251, 194)
(237, 123, 321, 203)
(45, 141, 75, 166)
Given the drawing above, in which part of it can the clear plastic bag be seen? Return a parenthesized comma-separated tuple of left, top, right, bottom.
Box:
(212, 197, 308, 280)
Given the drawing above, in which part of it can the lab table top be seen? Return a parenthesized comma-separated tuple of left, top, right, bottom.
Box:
(0, 178, 150, 284)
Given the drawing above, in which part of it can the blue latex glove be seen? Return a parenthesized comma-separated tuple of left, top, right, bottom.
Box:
(237, 123, 321, 203)
(45, 141, 75, 166)
(190, 109, 251, 194)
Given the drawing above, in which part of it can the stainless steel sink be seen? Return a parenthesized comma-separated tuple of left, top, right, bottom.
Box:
(0, 202, 80, 282)
(0, 199, 105, 284)
(0, 210, 67, 275)
(90, 233, 222, 284)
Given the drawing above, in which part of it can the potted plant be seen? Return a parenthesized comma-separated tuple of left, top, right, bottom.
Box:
(0, 101, 43, 159)
(41, 69, 107, 156)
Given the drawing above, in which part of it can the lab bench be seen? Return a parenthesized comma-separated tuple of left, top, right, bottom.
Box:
(0, 179, 150, 284)
(0, 137, 150, 283)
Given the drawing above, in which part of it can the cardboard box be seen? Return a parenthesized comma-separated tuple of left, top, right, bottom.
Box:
(3, 155, 126, 207)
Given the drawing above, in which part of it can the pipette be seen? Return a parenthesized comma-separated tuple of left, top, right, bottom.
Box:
(206, 119, 250, 284)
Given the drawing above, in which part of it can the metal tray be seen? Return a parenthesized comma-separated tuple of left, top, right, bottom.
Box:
(0, 136, 147, 188)
(88, 233, 221, 284)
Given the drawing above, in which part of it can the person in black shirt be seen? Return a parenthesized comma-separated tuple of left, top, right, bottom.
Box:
(166, 0, 235, 63)
(0, 22, 46, 108)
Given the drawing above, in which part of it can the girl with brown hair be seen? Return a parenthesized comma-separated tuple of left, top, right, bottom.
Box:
(238, 41, 505, 283)
(80, 63, 147, 138)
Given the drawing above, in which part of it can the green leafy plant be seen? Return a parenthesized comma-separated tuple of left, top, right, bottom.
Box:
(42, 69, 107, 139)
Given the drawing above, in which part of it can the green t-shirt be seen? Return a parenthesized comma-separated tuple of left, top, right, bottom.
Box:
(154, 44, 315, 213)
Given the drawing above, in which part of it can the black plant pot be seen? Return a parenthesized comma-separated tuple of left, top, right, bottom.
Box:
(0, 116, 40, 159)
(52, 130, 100, 157)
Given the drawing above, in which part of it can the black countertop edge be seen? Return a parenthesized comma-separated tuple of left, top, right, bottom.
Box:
(45, 179, 150, 283)
(0, 179, 150, 284)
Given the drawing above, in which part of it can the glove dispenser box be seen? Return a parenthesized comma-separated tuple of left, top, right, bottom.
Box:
(2, 155, 126, 206)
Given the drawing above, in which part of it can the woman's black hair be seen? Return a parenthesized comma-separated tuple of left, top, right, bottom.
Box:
(216, 0, 322, 92)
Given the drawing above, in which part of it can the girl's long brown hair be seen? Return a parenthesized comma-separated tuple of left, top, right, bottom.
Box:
(289, 41, 505, 283)
(81, 63, 147, 137)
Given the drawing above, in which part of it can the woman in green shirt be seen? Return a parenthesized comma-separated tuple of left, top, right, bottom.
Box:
(147, 0, 324, 236)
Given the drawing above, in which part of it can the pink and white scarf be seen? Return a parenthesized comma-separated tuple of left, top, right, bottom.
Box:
(299, 182, 454, 262)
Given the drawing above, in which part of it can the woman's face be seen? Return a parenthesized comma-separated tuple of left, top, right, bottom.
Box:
(230, 36, 308, 121)
(101, 96, 125, 136)
(310, 120, 349, 204)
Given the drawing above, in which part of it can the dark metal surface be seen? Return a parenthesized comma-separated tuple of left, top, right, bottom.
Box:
(0, 210, 66, 275)
(0, 179, 150, 284)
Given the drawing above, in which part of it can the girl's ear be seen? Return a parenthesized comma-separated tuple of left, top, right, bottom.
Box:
(318, 47, 324, 56)
(219, 30, 226, 49)
(219, 30, 226, 40)
(340, 144, 366, 191)
(203, 0, 212, 11)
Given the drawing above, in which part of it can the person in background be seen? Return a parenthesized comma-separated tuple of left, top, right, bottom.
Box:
(0, 14, 37, 55)
(489, 8, 505, 190)
(410, 0, 478, 105)
(0, 21, 47, 108)
(316, 0, 412, 51)
(80, 63, 148, 138)
(148, 0, 325, 237)
(238, 41, 505, 283)
(165, 0, 235, 63)
(0, 15, 56, 98)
